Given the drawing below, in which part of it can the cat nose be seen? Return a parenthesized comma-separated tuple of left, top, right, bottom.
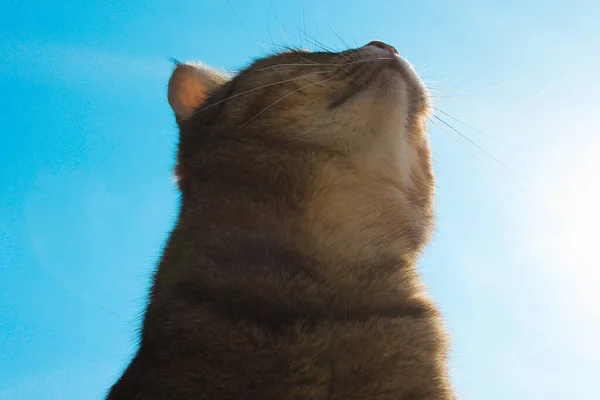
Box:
(365, 40, 399, 56)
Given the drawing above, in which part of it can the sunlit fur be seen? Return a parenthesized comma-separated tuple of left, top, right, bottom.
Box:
(107, 43, 455, 400)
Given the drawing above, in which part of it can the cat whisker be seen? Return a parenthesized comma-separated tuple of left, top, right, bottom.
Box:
(227, 1, 275, 52)
(329, 25, 356, 56)
(427, 87, 468, 93)
(433, 108, 502, 127)
(428, 117, 525, 190)
(185, 57, 396, 121)
(299, 34, 346, 57)
(257, 57, 395, 72)
(433, 107, 505, 143)
(290, 26, 352, 62)
(267, 0, 292, 50)
(184, 70, 337, 120)
(243, 75, 339, 125)
(257, 63, 341, 71)
(430, 95, 487, 100)
(432, 114, 526, 184)
(432, 115, 518, 176)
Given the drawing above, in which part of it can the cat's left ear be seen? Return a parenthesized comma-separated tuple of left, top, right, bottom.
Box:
(167, 61, 229, 120)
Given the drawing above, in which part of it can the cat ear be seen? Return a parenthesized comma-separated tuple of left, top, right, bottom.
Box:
(167, 61, 229, 120)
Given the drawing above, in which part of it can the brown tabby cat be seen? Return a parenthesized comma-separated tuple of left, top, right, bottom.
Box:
(106, 40, 455, 399)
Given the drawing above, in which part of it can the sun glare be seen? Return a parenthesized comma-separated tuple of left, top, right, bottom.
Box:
(526, 141, 600, 309)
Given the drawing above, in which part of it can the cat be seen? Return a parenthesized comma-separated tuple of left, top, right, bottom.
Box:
(106, 40, 455, 400)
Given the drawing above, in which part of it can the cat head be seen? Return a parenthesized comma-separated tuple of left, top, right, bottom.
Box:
(167, 41, 434, 262)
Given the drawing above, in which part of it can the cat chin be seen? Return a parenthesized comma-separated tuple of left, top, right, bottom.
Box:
(361, 44, 429, 111)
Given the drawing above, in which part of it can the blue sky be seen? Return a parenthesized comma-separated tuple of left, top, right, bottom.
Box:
(1, 1, 599, 399)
